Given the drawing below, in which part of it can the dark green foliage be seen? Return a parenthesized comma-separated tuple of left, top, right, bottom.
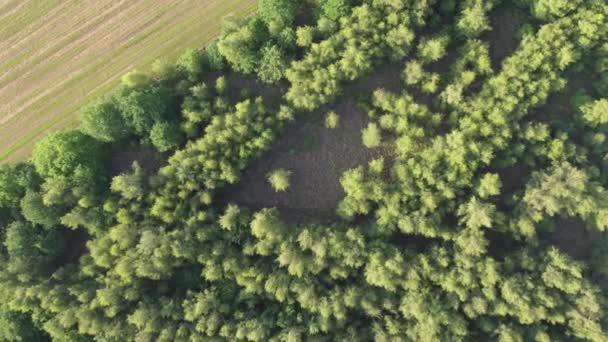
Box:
(80, 97, 130, 142)
(2, 1, 608, 341)
(0, 307, 47, 342)
(0, 163, 40, 212)
(177, 48, 207, 81)
(20, 191, 60, 227)
(115, 84, 178, 136)
(267, 168, 291, 192)
(32, 131, 105, 180)
(150, 121, 185, 152)
(218, 25, 262, 74)
(319, 0, 353, 21)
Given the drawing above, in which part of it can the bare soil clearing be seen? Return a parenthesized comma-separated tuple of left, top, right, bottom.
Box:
(218, 65, 403, 223)
(219, 99, 390, 223)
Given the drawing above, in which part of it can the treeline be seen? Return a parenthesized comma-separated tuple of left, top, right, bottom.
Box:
(0, 0, 607, 340)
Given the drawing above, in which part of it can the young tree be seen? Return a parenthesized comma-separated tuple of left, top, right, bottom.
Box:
(215, 76, 228, 94)
(581, 98, 608, 127)
(531, 0, 582, 21)
(417, 35, 449, 64)
(457, 1, 492, 37)
(403, 60, 425, 86)
(476, 173, 501, 199)
(257, 45, 288, 84)
(111, 162, 145, 201)
(362, 123, 382, 148)
(267, 169, 292, 192)
(296, 26, 315, 47)
(325, 111, 340, 129)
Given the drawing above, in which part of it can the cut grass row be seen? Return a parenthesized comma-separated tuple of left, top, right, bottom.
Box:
(0, 0, 256, 163)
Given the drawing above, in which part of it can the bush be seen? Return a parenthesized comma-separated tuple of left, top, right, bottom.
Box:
(362, 123, 382, 148)
(267, 169, 292, 192)
(325, 111, 340, 129)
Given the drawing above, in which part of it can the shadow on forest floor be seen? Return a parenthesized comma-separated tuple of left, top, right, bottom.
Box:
(484, 4, 528, 71)
(217, 66, 403, 223)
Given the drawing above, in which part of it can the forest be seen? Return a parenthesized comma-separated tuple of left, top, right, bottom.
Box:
(0, 0, 608, 340)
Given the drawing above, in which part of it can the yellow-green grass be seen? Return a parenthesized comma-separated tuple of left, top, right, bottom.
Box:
(0, 0, 256, 163)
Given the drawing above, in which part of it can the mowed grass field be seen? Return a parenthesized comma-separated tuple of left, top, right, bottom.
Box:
(0, 0, 256, 163)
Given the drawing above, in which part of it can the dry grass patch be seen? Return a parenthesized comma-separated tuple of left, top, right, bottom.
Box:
(0, 0, 256, 163)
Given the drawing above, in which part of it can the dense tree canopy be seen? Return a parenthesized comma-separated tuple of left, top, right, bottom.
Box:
(1, 0, 607, 340)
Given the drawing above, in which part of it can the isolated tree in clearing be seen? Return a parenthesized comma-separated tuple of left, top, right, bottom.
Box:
(267, 168, 291, 192)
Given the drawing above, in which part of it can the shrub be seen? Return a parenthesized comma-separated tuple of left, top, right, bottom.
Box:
(267, 169, 292, 192)
(362, 123, 382, 148)
(325, 111, 340, 129)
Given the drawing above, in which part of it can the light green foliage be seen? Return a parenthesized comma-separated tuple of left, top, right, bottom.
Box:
(370, 89, 441, 156)
(440, 40, 493, 109)
(458, 197, 496, 229)
(257, 45, 288, 84)
(296, 26, 314, 47)
(325, 111, 340, 129)
(219, 204, 243, 231)
(267, 169, 292, 192)
(111, 162, 144, 201)
(457, 0, 495, 37)
(286, 0, 433, 110)
(362, 123, 382, 148)
(417, 34, 449, 64)
(477, 173, 501, 198)
(421, 73, 441, 93)
(531, 0, 583, 21)
(215, 76, 228, 94)
(514, 162, 608, 237)
(581, 98, 608, 127)
(121, 70, 150, 89)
